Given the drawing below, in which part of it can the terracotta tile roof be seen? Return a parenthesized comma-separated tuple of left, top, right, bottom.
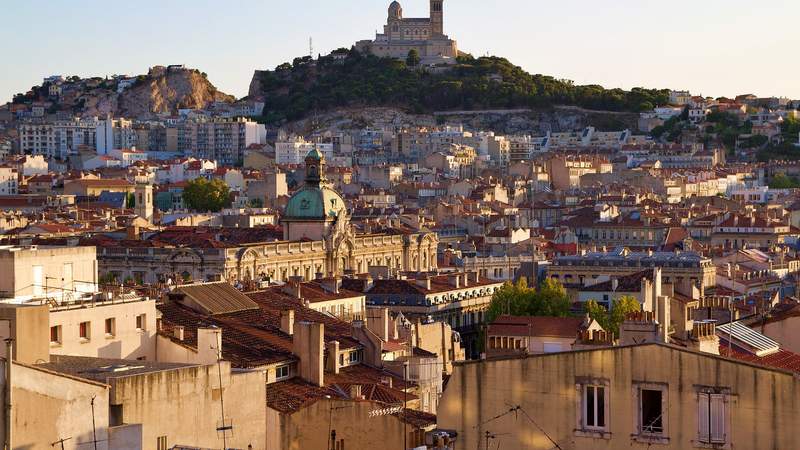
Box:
(719, 341, 800, 375)
(266, 363, 414, 414)
(488, 315, 588, 338)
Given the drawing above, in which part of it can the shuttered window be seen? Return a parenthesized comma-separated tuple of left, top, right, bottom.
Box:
(698, 392, 726, 444)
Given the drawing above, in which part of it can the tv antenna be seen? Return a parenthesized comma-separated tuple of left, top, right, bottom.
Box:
(51, 437, 72, 450)
(484, 430, 510, 450)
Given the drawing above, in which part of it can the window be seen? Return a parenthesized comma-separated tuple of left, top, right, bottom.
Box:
(156, 436, 167, 450)
(50, 325, 62, 344)
(79, 321, 91, 340)
(135, 314, 146, 331)
(641, 389, 663, 433)
(275, 365, 290, 380)
(698, 391, 726, 444)
(339, 353, 344, 366)
(583, 385, 607, 430)
(105, 318, 116, 336)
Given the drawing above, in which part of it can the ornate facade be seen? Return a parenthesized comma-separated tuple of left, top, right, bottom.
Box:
(97, 150, 438, 284)
(355, 0, 458, 63)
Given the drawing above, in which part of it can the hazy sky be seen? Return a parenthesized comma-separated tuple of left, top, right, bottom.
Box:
(2, 0, 799, 103)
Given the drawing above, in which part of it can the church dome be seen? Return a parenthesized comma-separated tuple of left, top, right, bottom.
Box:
(284, 184, 346, 220)
(388, 1, 403, 19)
(284, 148, 346, 220)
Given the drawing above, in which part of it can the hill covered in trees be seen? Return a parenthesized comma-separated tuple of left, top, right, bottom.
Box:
(248, 49, 671, 125)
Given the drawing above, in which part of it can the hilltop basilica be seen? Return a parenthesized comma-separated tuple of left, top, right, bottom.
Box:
(356, 0, 459, 64)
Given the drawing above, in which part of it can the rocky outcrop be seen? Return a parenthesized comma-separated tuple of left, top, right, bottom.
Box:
(116, 69, 234, 117)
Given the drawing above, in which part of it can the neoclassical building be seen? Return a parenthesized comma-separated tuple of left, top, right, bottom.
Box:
(355, 0, 458, 63)
(96, 150, 438, 284)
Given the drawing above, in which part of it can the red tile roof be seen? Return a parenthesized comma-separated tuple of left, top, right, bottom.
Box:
(488, 315, 589, 338)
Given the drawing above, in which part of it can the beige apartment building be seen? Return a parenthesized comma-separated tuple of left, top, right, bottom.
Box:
(438, 343, 800, 450)
(547, 154, 612, 190)
(548, 248, 717, 290)
(0, 245, 97, 302)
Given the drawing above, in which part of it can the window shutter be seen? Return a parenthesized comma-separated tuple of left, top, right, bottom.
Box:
(698, 393, 710, 442)
(710, 394, 726, 443)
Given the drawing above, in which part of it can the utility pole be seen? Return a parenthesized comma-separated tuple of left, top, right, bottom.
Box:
(90, 397, 98, 450)
(4, 339, 12, 450)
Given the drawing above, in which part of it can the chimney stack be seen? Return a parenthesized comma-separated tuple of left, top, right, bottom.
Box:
(293, 321, 325, 387)
(280, 309, 295, 336)
(416, 277, 432, 290)
(173, 326, 185, 341)
(326, 340, 340, 374)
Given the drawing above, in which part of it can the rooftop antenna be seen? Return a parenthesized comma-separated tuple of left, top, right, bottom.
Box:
(51, 437, 72, 450)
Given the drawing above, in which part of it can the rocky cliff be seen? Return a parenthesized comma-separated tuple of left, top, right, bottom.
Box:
(116, 68, 235, 117)
(13, 67, 235, 119)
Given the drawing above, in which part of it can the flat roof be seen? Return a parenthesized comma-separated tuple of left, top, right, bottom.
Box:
(40, 355, 199, 383)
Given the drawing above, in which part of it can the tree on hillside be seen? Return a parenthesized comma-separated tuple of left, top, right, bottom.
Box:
(584, 296, 641, 337)
(182, 178, 231, 212)
(485, 277, 572, 324)
(406, 49, 421, 67)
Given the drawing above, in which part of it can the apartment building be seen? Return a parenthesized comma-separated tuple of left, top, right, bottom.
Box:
(178, 117, 262, 165)
(0, 245, 97, 303)
(546, 154, 612, 190)
(18, 117, 98, 159)
(438, 343, 800, 450)
(548, 248, 716, 290)
(275, 136, 334, 165)
(96, 117, 136, 155)
(0, 167, 18, 195)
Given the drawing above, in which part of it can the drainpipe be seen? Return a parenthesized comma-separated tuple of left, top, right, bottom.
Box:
(4, 338, 12, 450)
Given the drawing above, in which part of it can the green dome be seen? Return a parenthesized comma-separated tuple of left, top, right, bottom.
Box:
(284, 184, 346, 219)
(306, 148, 324, 161)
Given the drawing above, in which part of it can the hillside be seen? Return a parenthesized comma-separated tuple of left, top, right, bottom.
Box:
(248, 49, 670, 125)
(12, 66, 234, 118)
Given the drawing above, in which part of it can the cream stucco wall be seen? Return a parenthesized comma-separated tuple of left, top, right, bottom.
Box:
(267, 398, 423, 450)
(49, 299, 158, 360)
(438, 344, 800, 450)
(0, 362, 110, 450)
(0, 245, 97, 301)
(109, 362, 266, 450)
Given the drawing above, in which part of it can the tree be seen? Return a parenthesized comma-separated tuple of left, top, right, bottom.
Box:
(182, 178, 231, 212)
(247, 197, 264, 208)
(406, 49, 421, 67)
(769, 173, 800, 189)
(584, 296, 641, 337)
(485, 278, 536, 323)
(126, 192, 135, 208)
(485, 277, 572, 324)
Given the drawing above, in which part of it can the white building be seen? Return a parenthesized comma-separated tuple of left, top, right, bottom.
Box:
(96, 117, 136, 155)
(275, 137, 334, 165)
(19, 118, 99, 159)
(0, 167, 18, 196)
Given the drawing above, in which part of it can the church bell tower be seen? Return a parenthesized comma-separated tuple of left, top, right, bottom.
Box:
(430, 0, 443, 36)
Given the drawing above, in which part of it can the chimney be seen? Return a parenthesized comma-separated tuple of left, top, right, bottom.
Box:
(611, 278, 619, 292)
(462, 272, 470, 287)
(656, 295, 671, 343)
(280, 309, 295, 336)
(448, 274, 461, 289)
(282, 277, 303, 299)
(326, 340, 340, 374)
(293, 321, 325, 386)
(349, 384, 363, 400)
(416, 277, 432, 290)
(321, 277, 341, 294)
(618, 311, 659, 345)
(173, 326, 185, 341)
(126, 225, 140, 240)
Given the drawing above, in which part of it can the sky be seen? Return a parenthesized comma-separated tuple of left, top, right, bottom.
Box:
(2, 0, 799, 103)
